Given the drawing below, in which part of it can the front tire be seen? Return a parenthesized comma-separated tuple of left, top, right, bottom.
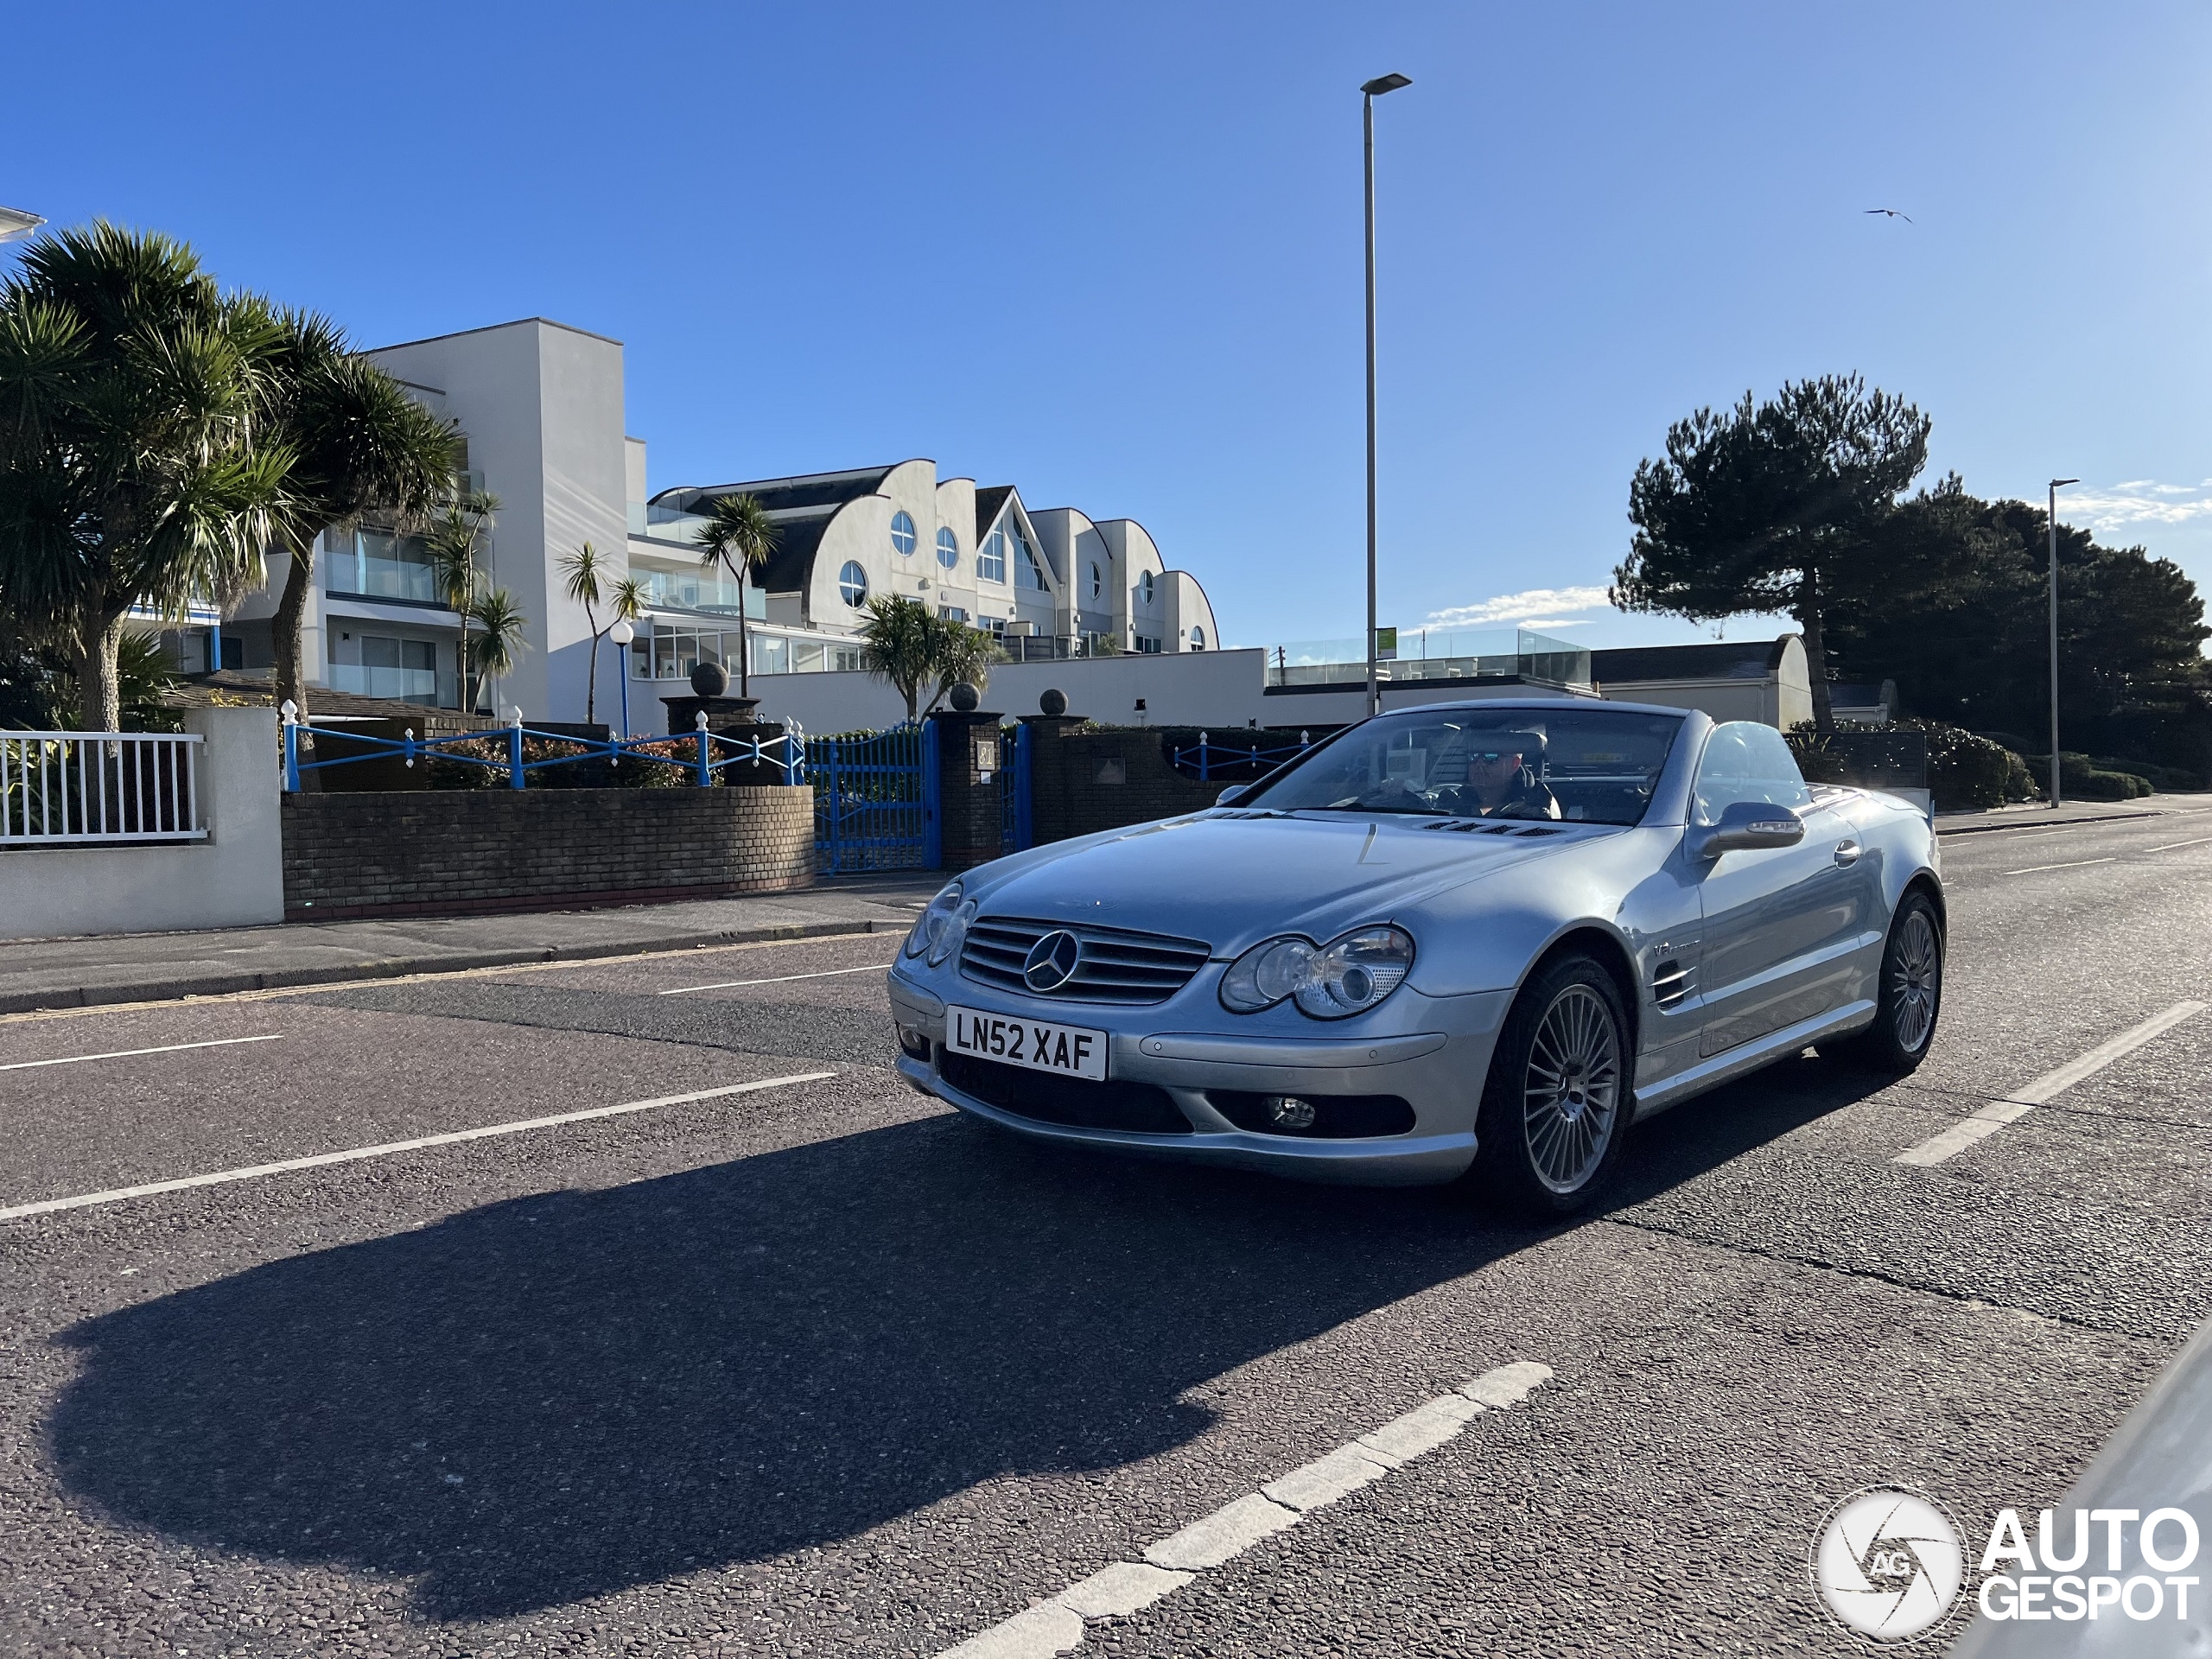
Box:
(1473, 953, 1632, 1217)
(1836, 890, 1943, 1075)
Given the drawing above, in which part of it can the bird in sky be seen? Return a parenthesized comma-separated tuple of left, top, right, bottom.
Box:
(1865, 207, 1913, 221)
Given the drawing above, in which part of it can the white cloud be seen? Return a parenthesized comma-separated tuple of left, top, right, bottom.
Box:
(2060, 480, 2212, 531)
(1423, 585, 1614, 627)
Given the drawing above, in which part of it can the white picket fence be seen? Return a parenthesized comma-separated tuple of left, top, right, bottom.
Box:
(0, 730, 207, 845)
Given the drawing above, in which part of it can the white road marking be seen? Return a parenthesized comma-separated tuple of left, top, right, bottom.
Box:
(2002, 856, 2117, 875)
(930, 1360, 1554, 1659)
(1895, 1001, 2208, 1166)
(0, 1072, 834, 1223)
(2140, 832, 2212, 854)
(0, 1033, 284, 1072)
(658, 962, 897, 995)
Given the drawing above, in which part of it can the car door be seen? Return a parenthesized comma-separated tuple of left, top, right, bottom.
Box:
(1690, 723, 1864, 1057)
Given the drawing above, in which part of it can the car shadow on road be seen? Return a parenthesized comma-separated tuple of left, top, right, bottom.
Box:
(48, 1057, 1891, 1624)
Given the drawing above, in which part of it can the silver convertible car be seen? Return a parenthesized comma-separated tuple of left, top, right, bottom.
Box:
(887, 701, 1944, 1213)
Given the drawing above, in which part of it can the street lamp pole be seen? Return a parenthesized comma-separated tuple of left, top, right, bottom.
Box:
(609, 619, 637, 739)
(1362, 73, 1411, 721)
(2048, 478, 2077, 809)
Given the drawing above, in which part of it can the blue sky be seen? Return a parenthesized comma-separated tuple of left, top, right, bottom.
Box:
(8, 1, 2209, 652)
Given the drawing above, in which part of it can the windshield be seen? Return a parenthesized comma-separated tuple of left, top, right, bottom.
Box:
(1241, 706, 1685, 826)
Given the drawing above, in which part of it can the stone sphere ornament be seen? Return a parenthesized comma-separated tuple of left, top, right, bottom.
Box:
(690, 660, 731, 698)
(949, 682, 981, 713)
(1039, 688, 1069, 717)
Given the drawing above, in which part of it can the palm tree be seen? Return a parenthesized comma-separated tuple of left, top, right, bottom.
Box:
(0, 223, 288, 730)
(263, 310, 459, 722)
(558, 541, 645, 727)
(467, 588, 527, 717)
(423, 488, 499, 711)
(689, 493, 779, 699)
(928, 620, 995, 714)
(857, 595, 936, 721)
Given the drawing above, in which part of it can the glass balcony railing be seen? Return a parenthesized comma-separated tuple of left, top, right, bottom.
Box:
(327, 663, 446, 705)
(1261, 627, 1591, 689)
(635, 567, 765, 618)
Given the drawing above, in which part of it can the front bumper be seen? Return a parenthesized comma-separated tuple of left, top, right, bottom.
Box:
(887, 968, 1512, 1186)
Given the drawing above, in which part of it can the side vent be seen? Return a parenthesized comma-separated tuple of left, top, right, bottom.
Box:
(1652, 958, 1692, 1011)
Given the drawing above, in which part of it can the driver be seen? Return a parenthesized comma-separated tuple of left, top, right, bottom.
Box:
(1436, 732, 1560, 819)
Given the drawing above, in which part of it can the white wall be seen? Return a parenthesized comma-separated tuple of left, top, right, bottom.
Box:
(747, 648, 1585, 735)
(0, 707, 285, 941)
(367, 320, 629, 725)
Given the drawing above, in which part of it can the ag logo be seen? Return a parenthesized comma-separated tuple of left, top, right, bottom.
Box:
(1810, 1485, 1967, 1642)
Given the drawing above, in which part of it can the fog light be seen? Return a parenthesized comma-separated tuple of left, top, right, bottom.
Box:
(897, 1025, 931, 1061)
(1266, 1095, 1318, 1131)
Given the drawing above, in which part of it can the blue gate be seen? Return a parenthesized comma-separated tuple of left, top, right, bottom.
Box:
(805, 722, 931, 874)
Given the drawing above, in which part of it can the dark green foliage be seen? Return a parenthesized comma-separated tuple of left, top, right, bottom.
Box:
(1615, 374, 1932, 728)
(0, 624, 179, 731)
(1787, 716, 2037, 810)
(1825, 482, 2212, 784)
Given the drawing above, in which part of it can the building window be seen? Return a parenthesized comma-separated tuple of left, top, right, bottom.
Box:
(1090, 561, 1102, 599)
(330, 527, 439, 605)
(891, 511, 917, 557)
(977, 529, 1007, 583)
(1137, 570, 1155, 605)
(1190, 626, 1205, 650)
(839, 560, 869, 607)
(981, 615, 1007, 639)
(938, 605, 969, 624)
(936, 527, 959, 568)
(1014, 527, 1048, 590)
(1136, 634, 1164, 654)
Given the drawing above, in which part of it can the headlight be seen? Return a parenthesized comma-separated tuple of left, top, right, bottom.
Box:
(904, 882, 963, 961)
(927, 899, 977, 968)
(1219, 925, 1414, 1019)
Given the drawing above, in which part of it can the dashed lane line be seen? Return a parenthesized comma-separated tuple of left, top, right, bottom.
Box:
(2001, 856, 2117, 876)
(658, 962, 899, 995)
(1895, 1001, 2208, 1166)
(0, 1072, 834, 1222)
(0, 1033, 284, 1072)
(931, 1361, 1554, 1659)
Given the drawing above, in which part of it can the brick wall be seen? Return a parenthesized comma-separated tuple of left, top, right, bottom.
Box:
(1027, 728, 1224, 846)
(930, 710, 1007, 872)
(282, 786, 815, 920)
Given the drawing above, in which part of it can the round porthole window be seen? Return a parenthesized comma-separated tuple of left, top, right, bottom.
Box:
(839, 560, 869, 607)
(937, 527, 959, 569)
(890, 512, 916, 557)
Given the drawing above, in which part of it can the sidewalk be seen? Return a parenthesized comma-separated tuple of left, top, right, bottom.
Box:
(1933, 791, 2209, 836)
(0, 874, 944, 1016)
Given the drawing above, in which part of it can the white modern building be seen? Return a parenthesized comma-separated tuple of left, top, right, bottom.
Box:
(200, 316, 1217, 728)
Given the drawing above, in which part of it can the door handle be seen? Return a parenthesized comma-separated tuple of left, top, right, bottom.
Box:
(1834, 839, 1862, 866)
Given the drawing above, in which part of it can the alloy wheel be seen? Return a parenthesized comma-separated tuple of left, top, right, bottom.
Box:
(1889, 908, 1941, 1054)
(1522, 983, 1623, 1195)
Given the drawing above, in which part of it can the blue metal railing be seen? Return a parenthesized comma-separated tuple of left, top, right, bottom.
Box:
(280, 706, 804, 790)
(1170, 730, 1314, 784)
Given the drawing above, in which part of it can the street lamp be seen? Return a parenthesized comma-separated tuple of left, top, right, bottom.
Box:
(0, 207, 42, 245)
(608, 619, 637, 740)
(1362, 72, 1412, 720)
(2048, 478, 2078, 809)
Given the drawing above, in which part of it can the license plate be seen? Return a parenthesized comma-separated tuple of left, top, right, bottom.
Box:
(945, 1006, 1109, 1081)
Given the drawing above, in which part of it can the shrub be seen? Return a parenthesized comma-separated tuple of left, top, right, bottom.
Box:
(2026, 753, 2154, 800)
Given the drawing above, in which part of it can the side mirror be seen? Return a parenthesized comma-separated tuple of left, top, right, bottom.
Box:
(1216, 783, 1249, 807)
(1687, 799, 1806, 860)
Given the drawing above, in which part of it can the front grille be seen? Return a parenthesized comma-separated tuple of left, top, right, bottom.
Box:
(960, 916, 1211, 1005)
(938, 1049, 1192, 1135)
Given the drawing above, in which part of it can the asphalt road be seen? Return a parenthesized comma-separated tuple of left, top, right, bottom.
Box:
(2, 804, 2209, 1657)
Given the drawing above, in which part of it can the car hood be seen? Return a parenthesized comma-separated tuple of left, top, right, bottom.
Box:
(969, 811, 1617, 953)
